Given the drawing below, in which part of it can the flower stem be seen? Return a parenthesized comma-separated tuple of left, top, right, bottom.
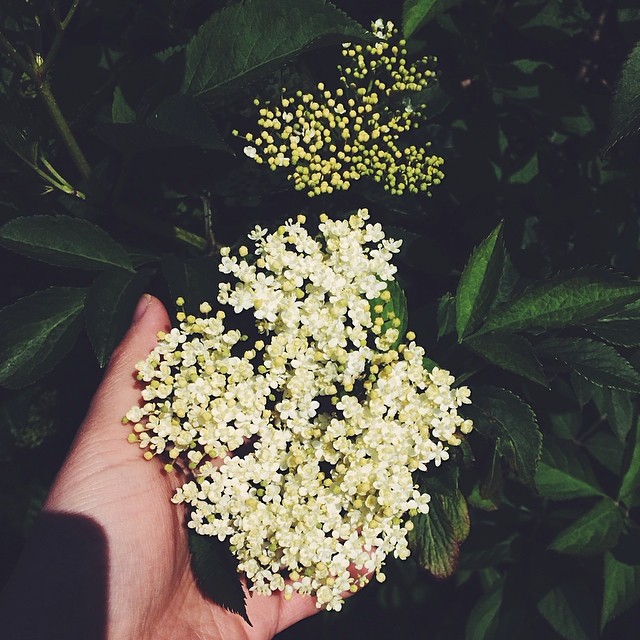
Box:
(0, 30, 37, 79)
(38, 80, 91, 180)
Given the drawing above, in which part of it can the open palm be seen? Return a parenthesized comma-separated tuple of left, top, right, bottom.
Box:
(1, 296, 319, 640)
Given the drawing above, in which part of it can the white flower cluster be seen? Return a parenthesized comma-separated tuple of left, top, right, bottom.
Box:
(125, 209, 472, 610)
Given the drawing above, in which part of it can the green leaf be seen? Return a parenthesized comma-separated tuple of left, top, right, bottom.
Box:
(180, 0, 370, 99)
(466, 387, 542, 486)
(0, 215, 133, 271)
(370, 279, 408, 350)
(85, 270, 151, 368)
(0, 287, 87, 389)
(591, 387, 635, 441)
(537, 338, 640, 393)
(436, 292, 456, 338)
(536, 462, 604, 501)
(585, 431, 624, 475)
(456, 222, 505, 339)
(602, 552, 640, 630)
(481, 269, 640, 333)
(188, 531, 249, 623)
(111, 86, 136, 124)
(619, 419, 640, 507)
(587, 318, 640, 347)
(511, 59, 552, 75)
(402, 0, 462, 38)
(148, 94, 229, 151)
(520, 1, 589, 38)
(606, 41, 640, 153)
(466, 331, 546, 387)
(549, 498, 623, 556)
(408, 488, 470, 578)
(537, 581, 598, 640)
(465, 580, 503, 640)
(161, 254, 222, 315)
(508, 153, 538, 184)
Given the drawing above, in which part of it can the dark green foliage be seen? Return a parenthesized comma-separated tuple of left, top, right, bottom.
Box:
(2, 0, 640, 638)
(188, 531, 249, 624)
(179, 0, 371, 99)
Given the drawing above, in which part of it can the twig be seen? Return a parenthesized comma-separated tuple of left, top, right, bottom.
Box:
(201, 192, 218, 253)
(0, 30, 37, 79)
(61, 0, 81, 30)
(42, 0, 80, 75)
(38, 80, 91, 179)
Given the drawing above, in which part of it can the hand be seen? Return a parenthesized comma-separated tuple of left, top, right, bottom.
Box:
(0, 295, 320, 640)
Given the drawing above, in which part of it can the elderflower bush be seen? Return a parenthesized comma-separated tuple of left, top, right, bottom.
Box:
(125, 209, 472, 610)
(235, 19, 445, 197)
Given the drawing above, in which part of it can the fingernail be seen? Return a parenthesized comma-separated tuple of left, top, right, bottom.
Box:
(133, 294, 152, 322)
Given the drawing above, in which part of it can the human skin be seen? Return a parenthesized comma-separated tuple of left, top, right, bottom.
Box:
(0, 295, 322, 640)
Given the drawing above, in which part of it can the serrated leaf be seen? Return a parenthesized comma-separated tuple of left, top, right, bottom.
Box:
(188, 531, 249, 623)
(536, 462, 604, 501)
(181, 0, 370, 99)
(537, 581, 598, 640)
(571, 371, 597, 407)
(606, 41, 640, 153)
(0, 215, 133, 271)
(436, 292, 456, 338)
(161, 254, 221, 315)
(491, 254, 520, 310)
(85, 270, 151, 367)
(465, 579, 503, 640)
(148, 94, 229, 151)
(456, 222, 504, 339)
(585, 431, 624, 475)
(466, 387, 542, 486)
(619, 419, 640, 507)
(111, 86, 136, 124)
(591, 387, 635, 441)
(602, 552, 640, 630)
(408, 488, 470, 578)
(0, 287, 87, 389)
(481, 269, 640, 333)
(402, 0, 462, 38)
(586, 318, 640, 347)
(466, 331, 546, 387)
(537, 337, 640, 393)
(549, 498, 623, 556)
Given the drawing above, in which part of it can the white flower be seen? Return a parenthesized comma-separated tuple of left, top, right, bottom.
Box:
(126, 208, 472, 610)
(243, 145, 258, 158)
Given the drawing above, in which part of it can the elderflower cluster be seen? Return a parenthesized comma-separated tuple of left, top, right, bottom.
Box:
(234, 20, 444, 197)
(125, 209, 472, 610)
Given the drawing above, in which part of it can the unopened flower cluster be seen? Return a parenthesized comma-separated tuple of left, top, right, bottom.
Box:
(234, 19, 444, 197)
(125, 209, 471, 610)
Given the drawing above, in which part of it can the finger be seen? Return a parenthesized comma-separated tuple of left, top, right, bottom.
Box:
(273, 591, 322, 634)
(79, 294, 171, 444)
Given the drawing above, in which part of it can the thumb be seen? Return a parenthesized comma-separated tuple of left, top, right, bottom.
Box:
(79, 294, 171, 445)
(45, 294, 171, 508)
